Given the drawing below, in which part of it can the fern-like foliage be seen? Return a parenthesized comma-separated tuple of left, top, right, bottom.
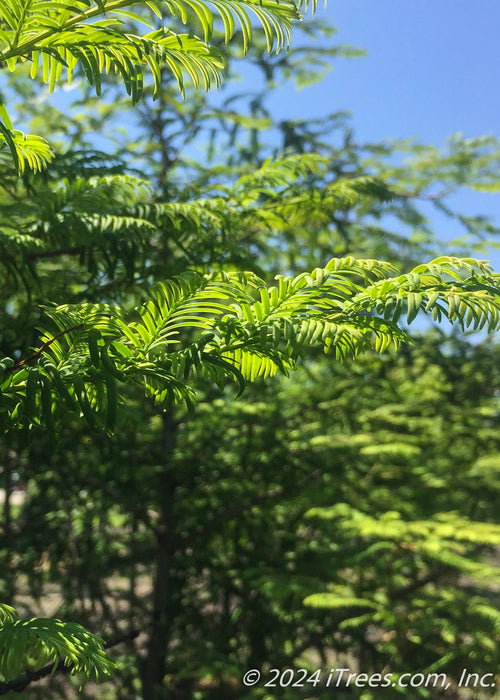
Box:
(0, 0, 305, 172)
(303, 505, 500, 671)
(0, 171, 159, 290)
(1, 256, 499, 432)
(0, 155, 400, 294)
(0, 603, 115, 686)
(0, 102, 53, 173)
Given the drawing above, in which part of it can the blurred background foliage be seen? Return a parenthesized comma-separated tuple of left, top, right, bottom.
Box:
(1, 6, 500, 699)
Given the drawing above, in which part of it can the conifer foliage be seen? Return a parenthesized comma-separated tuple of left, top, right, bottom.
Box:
(0, 603, 114, 689)
(0, 0, 302, 172)
(1, 1, 500, 697)
(2, 255, 500, 435)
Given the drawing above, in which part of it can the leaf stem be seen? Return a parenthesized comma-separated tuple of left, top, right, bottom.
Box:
(0, 1, 141, 61)
(2, 324, 85, 375)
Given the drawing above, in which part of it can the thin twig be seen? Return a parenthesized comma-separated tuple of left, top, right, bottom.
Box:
(3, 325, 85, 375)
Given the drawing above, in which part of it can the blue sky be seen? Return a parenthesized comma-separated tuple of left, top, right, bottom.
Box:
(282, 0, 500, 144)
(258, 0, 500, 266)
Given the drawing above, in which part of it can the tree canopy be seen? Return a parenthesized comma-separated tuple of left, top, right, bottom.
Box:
(1, 2, 500, 698)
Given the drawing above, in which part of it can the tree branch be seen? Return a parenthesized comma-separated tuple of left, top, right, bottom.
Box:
(27, 246, 81, 261)
(3, 325, 85, 375)
(0, 629, 139, 695)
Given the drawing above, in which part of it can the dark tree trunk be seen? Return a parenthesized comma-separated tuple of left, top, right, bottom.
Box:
(139, 411, 179, 699)
(1, 448, 19, 601)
